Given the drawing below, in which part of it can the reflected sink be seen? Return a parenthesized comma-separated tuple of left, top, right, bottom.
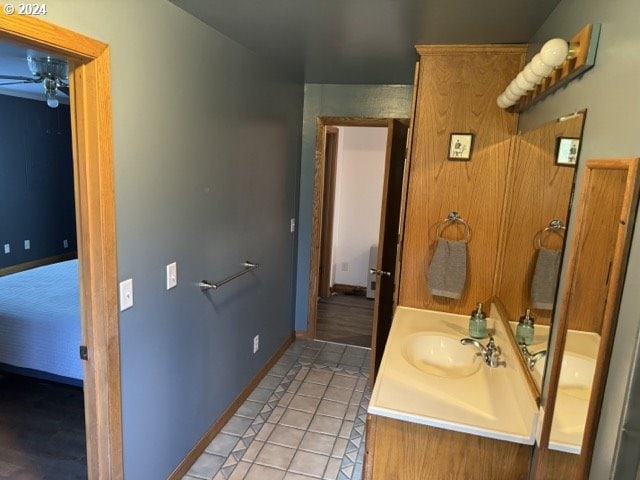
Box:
(534, 352, 595, 400)
(402, 333, 482, 378)
(558, 353, 595, 400)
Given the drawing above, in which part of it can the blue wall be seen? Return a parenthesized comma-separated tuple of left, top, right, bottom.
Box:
(43, 1, 303, 478)
(0, 95, 76, 270)
(294, 84, 413, 331)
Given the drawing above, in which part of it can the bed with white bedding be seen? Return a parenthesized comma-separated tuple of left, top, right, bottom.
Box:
(0, 259, 82, 383)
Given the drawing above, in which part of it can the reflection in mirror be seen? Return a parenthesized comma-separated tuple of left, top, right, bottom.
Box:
(495, 110, 586, 399)
(535, 158, 640, 479)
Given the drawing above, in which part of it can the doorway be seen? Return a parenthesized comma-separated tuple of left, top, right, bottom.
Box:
(316, 125, 388, 347)
(0, 15, 122, 479)
(308, 117, 409, 377)
(0, 88, 85, 477)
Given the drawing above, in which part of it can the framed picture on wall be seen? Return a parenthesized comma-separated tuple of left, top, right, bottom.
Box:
(448, 133, 474, 160)
(556, 137, 581, 166)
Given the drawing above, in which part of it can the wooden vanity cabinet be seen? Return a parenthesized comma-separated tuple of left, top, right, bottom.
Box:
(363, 414, 532, 480)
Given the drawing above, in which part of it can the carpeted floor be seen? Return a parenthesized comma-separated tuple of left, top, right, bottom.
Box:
(0, 373, 87, 480)
(316, 294, 373, 348)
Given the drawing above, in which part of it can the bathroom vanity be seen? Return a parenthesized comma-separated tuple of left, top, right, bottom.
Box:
(364, 307, 537, 480)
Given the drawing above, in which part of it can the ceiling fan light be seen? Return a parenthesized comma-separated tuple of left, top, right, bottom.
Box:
(46, 93, 59, 108)
(27, 55, 68, 79)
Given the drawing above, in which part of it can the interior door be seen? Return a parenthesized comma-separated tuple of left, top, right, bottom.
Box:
(370, 119, 409, 381)
(318, 127, 339, 298)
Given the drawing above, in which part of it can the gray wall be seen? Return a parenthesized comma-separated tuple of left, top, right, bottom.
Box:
(0, 96, 76, 270)
(294, 84, 413, 331)
(42, 1, 302, 479)
(518, 0, 640, 477)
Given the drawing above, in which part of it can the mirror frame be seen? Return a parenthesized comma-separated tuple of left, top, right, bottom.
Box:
(534, 157, 640, 479)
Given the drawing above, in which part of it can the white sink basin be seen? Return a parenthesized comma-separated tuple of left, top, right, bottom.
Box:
(558, 353, 595, 400)
(401, 333, 482, 378)
(534, 351, 595, 400)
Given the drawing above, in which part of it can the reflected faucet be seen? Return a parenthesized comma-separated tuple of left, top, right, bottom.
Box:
(460, 336, 505, 368)
(519, 343, 547, 370)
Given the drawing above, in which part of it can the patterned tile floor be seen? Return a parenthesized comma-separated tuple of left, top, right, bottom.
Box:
(183, 339, 371, 480)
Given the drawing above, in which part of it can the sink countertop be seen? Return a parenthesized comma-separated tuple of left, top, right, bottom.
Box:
(368, 306, 539, 445)
(548, 329, 600, 454)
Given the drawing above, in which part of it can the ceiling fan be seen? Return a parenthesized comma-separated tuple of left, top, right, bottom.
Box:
(0, 55, 69, 108)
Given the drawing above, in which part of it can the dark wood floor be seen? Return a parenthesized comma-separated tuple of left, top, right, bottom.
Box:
(316, 293, 373, 347)
(0, 373, 87, 480)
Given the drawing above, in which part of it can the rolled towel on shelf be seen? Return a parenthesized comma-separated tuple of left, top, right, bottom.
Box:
(530, 247, 562, 310)
(427, 238, 468, 300)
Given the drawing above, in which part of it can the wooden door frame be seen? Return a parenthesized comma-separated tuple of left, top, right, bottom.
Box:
(0, 14, 122, 480)
(318, 126, 339, 298)
(308, 116, 396, 338)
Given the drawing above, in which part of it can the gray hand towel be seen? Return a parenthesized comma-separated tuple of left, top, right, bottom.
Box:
(531, 247, 562, 310)
(427, 238, 467, 299)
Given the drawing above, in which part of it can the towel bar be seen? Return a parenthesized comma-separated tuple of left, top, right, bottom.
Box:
(200, 261, 259, 291)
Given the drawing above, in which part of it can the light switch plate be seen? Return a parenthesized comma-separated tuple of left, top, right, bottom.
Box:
(166, 262, 177, 290)
(3, 244, 9, 254)
(290, 218, 296, 233)
(24, 239, 30, 250)
(119, 278, 134, 311)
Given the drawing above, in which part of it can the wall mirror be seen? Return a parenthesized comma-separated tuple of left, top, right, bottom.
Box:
(494, 110, 587, 400)
(533, 158, 640, 479)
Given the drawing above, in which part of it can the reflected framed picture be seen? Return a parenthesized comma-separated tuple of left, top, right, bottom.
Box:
(556, 137, 581, 166)
(448, 133, 474, 161)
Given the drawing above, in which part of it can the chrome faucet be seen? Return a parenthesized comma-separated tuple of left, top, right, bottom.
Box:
(460, 336, 505, 368)
(519, 343, 547, 370)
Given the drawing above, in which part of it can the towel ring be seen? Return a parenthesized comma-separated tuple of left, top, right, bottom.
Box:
(534, 219, 566, 249)
(435, 211, 472, 243)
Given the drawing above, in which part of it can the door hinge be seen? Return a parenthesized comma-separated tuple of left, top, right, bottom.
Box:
(79, 345, 88, 361)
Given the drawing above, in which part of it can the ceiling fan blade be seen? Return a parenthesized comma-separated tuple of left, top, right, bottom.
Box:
(0, 74, 39, 83)
(0, 80, 31, 86)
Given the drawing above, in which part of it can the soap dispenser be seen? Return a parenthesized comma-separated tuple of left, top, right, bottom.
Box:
(468, 303, 487, 339)
(515, 309, 535, 345)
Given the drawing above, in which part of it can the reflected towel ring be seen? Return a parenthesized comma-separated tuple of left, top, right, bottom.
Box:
(534, 219, 566, 249)
(436, 211, 472, 243)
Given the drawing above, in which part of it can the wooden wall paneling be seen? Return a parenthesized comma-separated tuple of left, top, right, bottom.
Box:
(495, 114, 584, 325)
(399, 45, 526, 314)
(543, 449, 580, 480)
(365, 414, 531, 480)
(563, 168, 627, 333)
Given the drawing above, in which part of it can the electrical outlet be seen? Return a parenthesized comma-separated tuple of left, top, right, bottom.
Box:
(341, 262, 349, 272)
(3, 244, 9, 254)
(290, 218, 296, 233)
(63, 239, 69, 248)
(166, 262, 177, 290)
(253, 335, 259, 354)
(119, 278, 134, 311)
(24, 239, 30, 250)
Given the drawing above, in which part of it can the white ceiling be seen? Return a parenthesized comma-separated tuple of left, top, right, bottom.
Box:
(169, 0, 562, 84)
